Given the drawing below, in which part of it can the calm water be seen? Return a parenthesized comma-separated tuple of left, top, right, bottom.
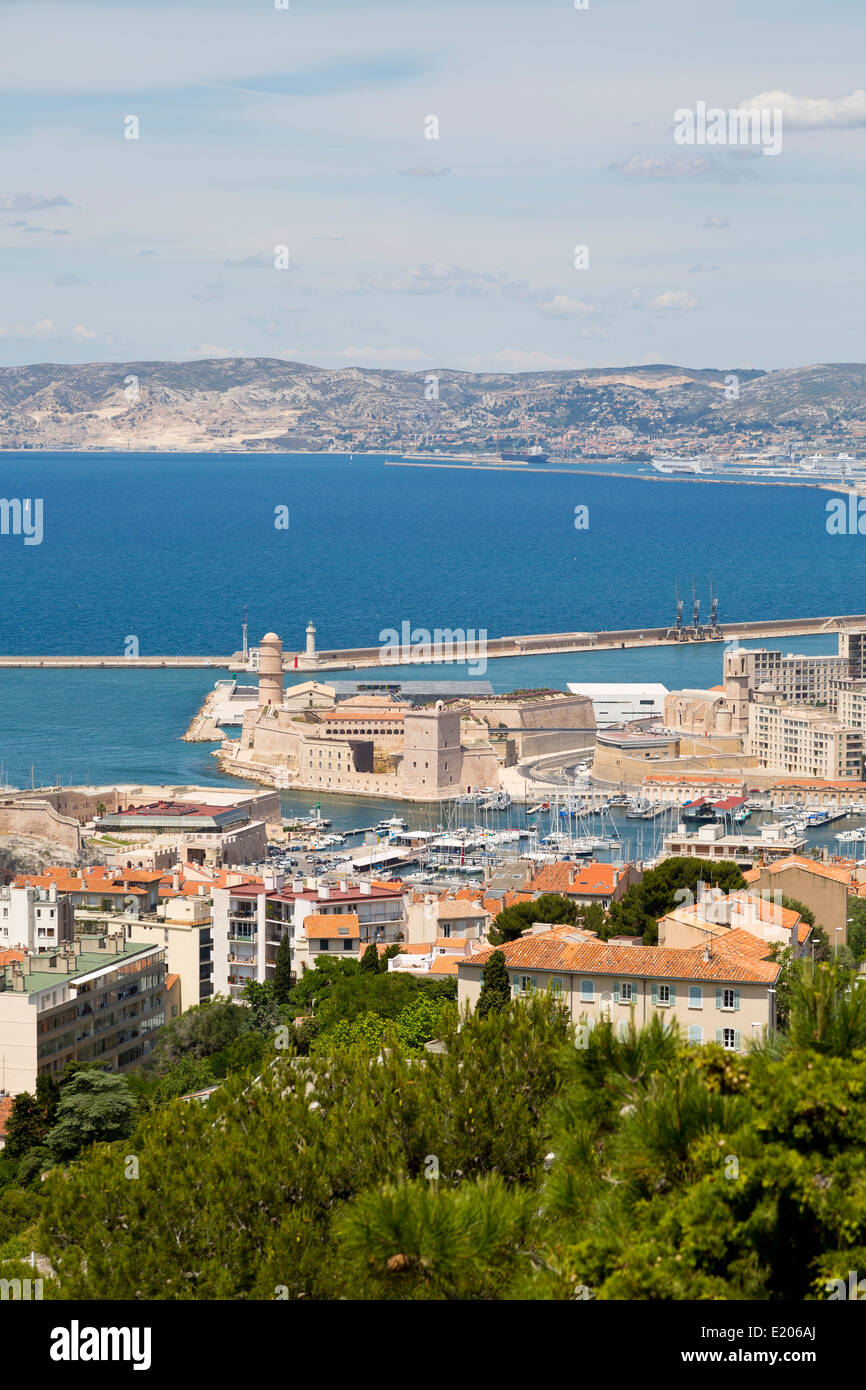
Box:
(0, 451, 861, 830)
(0, 451, 862, 655)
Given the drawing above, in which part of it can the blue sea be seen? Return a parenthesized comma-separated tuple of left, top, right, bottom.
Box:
(0, 451, 861, 817)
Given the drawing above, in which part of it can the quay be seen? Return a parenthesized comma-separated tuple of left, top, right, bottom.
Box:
(3, 612, 866, 671)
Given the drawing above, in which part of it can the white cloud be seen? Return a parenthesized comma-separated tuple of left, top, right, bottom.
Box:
(649, 291, 700, 311)
(361, 264, 497, 296)
(538, 295, 603, 320)
(703, 216, 731, 229)
(739, 88, 866, 131)
(72, 324, 97, 339)
(0, 193, 70, 211)
(608, 156, 752, 182)
(1, 318, 56, 339)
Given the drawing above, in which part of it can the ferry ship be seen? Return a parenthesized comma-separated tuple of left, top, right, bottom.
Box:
(501, 447, 548, 464)
(651, 455, 709, 475)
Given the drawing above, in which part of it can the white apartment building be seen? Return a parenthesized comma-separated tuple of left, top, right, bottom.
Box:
(0, 883, 75, 953)
(0, 934, 166, 1094)
(748, 694, 864, 780)
(728, 648, 849, 709)
(211, 876, 407, 998)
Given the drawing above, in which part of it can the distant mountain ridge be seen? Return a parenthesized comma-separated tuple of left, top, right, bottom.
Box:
(0, 357, 864, 452)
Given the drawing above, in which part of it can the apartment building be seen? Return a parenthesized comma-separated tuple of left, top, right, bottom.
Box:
(0, 933, 166, 1094)
(405, 896, 490, 946)
(658, 889, 810, 956)
(0, 883, 74, 952)
(747, 694, 864, 781)
(458, 931, 780, 1052)
(126, 888, 214, 1012)
(727, 647, 849, 709)
(743, 855, 860, 944)
(211, 876, 406, 997)
(13, 867, 164, 918)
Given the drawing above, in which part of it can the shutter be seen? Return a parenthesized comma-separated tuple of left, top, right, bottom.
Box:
(613, 981, 620, 1003)
(716, 988, 723, 1008)
(669, 984, 676, 1004)
(531, 976, 537, 992)
(716, 1029, 723, 1045)
(733, 990, 741, 1011)
(651, 983, 658, 1005)
(734, 1030, 741, 1051)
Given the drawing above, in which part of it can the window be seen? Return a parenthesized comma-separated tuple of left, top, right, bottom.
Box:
(550, 976, 563, 995)
(580, 979, 594, 1002)
(515, 974, 536, 996)
(688, 1025, 703, 1045)
(719, 1027, 740, 1051)
(688, 986, 703, 1009)
(718, 987, 740, 1011)
(657, 983, 671, 1006)
(617, 981, 633, 1003)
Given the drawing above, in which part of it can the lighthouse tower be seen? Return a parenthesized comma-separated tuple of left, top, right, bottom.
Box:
(257, 631, 284, 709)
(305, 621, 317, 659)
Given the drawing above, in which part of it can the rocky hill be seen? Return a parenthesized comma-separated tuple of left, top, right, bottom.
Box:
(0, 357, 864, 452)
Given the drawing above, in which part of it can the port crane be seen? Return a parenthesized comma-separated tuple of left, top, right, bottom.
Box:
(666, 576, 723, 642)
(665, 579, 686, 641)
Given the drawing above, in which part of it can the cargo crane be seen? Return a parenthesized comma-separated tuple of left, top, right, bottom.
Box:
(707, 575, 723, 638)
(666, 579, 687, 642)
(691, 576, 702, 639)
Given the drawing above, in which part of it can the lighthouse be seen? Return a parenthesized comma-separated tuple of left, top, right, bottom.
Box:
(305, 620, 317, 660)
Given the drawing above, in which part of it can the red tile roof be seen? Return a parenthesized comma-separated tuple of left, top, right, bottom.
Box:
(461, 932, 780, 984)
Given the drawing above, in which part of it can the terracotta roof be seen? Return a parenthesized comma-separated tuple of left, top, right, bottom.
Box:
(165, 973, 180, 989)
(0, 1097, 13, 1142)
(303, 912, 360, 939)
(756, 856, 855, 885)
(429, 956, 460, 975)
(13, 873, 148, 895)
(383, 942, 428, 955)
(434, 936, 468, 949)
(0, 948, 26, 967)
(435, 901, 487, 919)
(711, 928, 774, 962)
(460, 931, 780, 984)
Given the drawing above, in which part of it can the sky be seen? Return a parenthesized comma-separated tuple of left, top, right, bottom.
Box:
(0, 0, 864, 374)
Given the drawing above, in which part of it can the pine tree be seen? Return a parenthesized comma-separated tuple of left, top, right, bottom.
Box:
(360, 942, 380, 973)
(273, 932, 294, 1004)
(476, 950, 511, 1018)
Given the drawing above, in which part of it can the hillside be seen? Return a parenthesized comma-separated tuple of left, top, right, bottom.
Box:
(0, 358, 864, 453)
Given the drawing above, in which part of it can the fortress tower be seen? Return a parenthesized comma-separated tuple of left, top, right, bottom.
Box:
(257, 631, 284, 709)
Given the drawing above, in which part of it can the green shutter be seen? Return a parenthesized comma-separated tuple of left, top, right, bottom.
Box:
(716, 988, 723, 1008)
(734, 1030, 741, 1051)
(669, 984, 676, 1004)
(733, 990, 741, 1011)
(531, 976, 537, 992)
(651, 983, 658, 1006)
(716, 1029, 723, 1045)
(613, 981, 620, 1003)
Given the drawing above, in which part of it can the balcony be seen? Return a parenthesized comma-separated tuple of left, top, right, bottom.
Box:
(228, 932, 257, 944)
